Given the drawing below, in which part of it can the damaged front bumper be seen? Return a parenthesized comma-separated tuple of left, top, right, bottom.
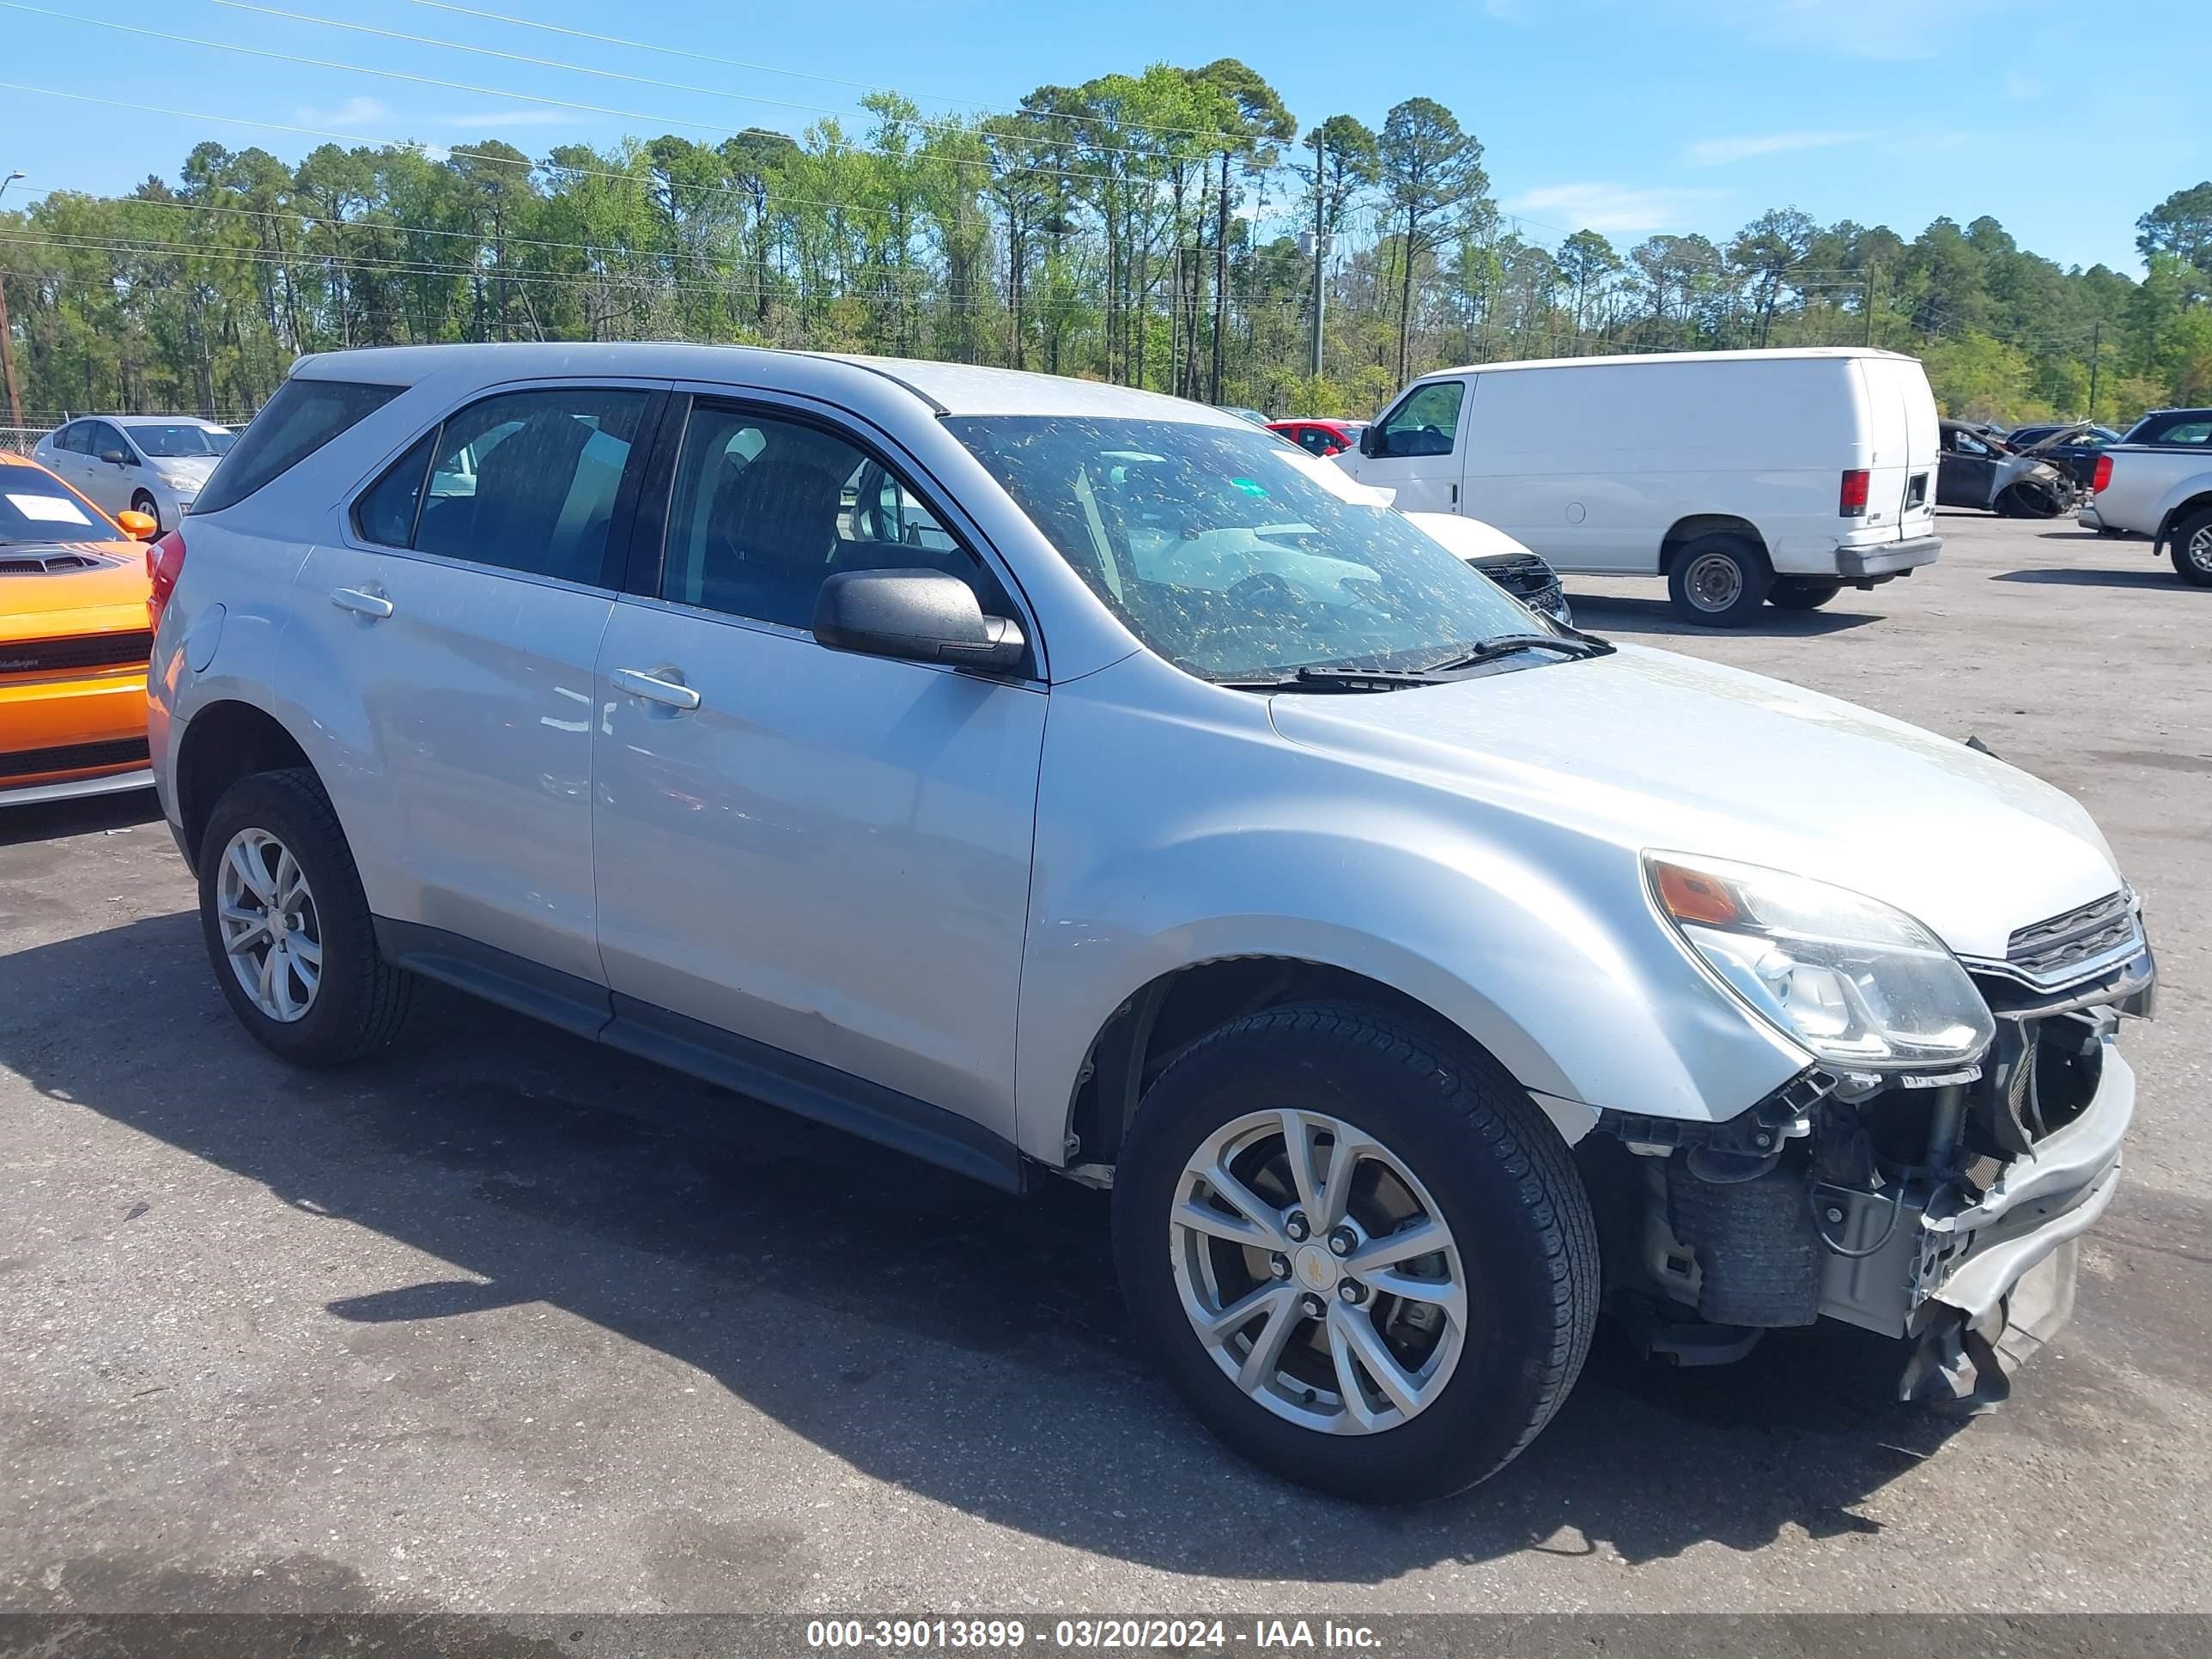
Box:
(1816, 1036, 2132, 1402)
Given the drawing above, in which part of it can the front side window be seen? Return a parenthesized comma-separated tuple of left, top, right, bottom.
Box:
(945, 415, 1535, 684)
(88, 422, 133, 462)
(659, 402, 994, 629)
(1376, 381, 1465, 459)
(197, 376, 402, 515)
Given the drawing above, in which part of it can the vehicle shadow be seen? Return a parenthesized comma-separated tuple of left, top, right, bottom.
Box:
(0, 911, 1975, 1583)
(0, 787, 161, 849)
(1567, 592, 1883, 638)
(1991, 569, 2185, 590)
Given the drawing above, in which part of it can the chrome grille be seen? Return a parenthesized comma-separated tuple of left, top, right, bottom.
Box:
(2006, 890, 2141, 983)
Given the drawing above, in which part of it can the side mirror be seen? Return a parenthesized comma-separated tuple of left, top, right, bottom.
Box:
(114, 509, 158, 542)
(99, 448, 133, 466)
(813, 569, 1026, 673)
(1358, 425, 1387, 459)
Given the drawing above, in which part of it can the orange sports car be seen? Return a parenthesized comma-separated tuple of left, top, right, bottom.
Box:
(0, 450, 161, 805)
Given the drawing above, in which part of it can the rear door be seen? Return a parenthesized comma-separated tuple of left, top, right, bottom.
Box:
(1858, 357, 1938, 538)
(295, 380, 666, 993)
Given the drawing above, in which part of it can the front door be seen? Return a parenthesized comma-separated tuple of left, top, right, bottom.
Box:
(1352, 380, 1468, 515)
(289, 382, 663, 991)
(80, 421, 137, 515)
(590, 394, 1046, 1144)
(1936, 428, 1998, 508)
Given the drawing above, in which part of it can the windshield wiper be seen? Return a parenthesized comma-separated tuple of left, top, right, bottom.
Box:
(1218, 665, 1455, 693)
(1419, 631, 1613, 671)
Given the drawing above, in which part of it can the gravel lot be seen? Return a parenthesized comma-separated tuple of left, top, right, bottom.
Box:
(2, 512, 2206, 1615)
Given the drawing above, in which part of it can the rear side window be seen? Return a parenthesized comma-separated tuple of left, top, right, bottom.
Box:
(353, 387, 650, 588)
(195, 377, 402, 516)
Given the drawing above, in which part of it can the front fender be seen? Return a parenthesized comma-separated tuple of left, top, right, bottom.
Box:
(1013, 660, 1808, 1164)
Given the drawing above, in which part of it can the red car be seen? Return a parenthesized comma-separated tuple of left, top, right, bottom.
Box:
(1267, 418, 1368, 458)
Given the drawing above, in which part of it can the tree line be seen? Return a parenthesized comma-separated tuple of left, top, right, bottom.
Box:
(2, 58, 2208, 431)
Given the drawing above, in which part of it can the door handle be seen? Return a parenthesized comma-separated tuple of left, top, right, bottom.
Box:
(330, 586, 394, 620)
(612, 666, 702, 711)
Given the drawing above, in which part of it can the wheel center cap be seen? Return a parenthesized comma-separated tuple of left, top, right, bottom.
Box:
(1292, 1244, 1339, 1292)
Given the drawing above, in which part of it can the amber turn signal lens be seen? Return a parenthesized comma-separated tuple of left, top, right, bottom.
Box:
(1653, 860, 1744, 927)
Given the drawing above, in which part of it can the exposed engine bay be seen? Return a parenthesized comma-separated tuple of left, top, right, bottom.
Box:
(1586, 896, 2154, 1412)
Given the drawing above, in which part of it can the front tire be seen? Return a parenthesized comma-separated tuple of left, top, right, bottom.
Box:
(1667, 534, 1771, 626)
(1768, 577, 1842, 611)
(197, 768, 418, 1066)
(2171, 507, 2212, 587)
(1111, 1004, 1598, 1503)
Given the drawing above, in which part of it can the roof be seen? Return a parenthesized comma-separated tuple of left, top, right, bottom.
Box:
(1407, 346, 1921, 380)
(289, 342, 1246, 424)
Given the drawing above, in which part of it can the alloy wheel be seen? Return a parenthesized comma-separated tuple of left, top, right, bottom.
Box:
(2189, 525, 2212, 575)
(216, 827, 323, 1022)
(1169, 1109, 1468, 1435)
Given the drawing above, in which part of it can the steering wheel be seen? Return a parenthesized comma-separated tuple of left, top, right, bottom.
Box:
(1227, 571, 1302, 611)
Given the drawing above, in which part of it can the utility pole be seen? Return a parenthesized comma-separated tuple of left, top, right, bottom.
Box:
(1212, 149, 1230, 405)
(2087, 320, 2102, 421)
(1309, 137, 1326, 382)
(0, 172, 24, 429)
(1863, 265, 1876, 348)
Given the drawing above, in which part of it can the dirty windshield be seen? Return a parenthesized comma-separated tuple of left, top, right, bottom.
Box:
(945, 415, 1537, 684)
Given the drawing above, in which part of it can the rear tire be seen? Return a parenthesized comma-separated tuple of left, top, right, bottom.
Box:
(2171, 507, 2212, 587)
(1111, 1003, 1598, 1503)
(1667, 534, 1771, 627)
(1768, 577, 1842, 611)
(197, 768, 418, 1067)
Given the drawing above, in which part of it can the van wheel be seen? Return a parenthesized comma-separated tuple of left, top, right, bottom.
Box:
(1668, 534, 1771, 626)
(1768, 577, 1842, 611)
(197, 768, 419, 1066)
(1111, 1004, 1598, 1504)
(2171, 507, 2212, 587)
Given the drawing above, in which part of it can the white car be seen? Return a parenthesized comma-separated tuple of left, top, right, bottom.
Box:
(150, 343, 2150, 1502)
(1401, 509, 1572, 626)
(1337, 348, 1943, 626)
(32, 415, 234, 533)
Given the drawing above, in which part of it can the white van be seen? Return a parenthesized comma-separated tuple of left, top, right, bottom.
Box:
(1335, 348, 1942, 625)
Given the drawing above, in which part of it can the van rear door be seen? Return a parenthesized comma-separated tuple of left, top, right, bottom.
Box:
(1858, 356, 1939, 542)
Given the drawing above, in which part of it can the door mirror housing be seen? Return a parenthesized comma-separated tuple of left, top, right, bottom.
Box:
(99, 448, 133, 466)
(813, 569, 1026, 674)
(1358, 424, 1388, 459)
(114, 509, 158, 541)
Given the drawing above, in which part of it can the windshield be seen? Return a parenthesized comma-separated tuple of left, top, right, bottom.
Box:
(125, 423, 234, 459)
(945, 415, 1537, 683)
(0, 467, 109, 544)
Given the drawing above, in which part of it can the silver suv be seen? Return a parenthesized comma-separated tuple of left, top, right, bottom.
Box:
(151, 344, 2154, 1502)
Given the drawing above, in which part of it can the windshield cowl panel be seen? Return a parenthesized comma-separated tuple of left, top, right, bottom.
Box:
(945, 415, 1547, 686)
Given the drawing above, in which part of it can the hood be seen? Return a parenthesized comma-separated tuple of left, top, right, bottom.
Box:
(1267, 645, 2120, 962)
(148, 455, 218, 487)
(0, 542, 152, 642)
(1402, 510, 1539, 568)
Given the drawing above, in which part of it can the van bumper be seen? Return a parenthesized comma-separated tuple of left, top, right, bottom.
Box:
(1836, 535, 1941, 580)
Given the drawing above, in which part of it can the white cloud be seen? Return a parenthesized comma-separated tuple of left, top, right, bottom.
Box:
(1505, 184, 1726, 235)
(1685, 130, 1870, 167)
(297, 96, 390, 131)
(447, 108, 577, 131)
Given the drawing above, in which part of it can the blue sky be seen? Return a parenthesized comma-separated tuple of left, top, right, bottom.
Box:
(0, 0, 2204, 274)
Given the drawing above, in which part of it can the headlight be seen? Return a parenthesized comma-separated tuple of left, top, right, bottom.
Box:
(1646, 853, 1995, 1071)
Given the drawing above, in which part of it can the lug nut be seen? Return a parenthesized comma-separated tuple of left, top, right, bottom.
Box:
(1339, 1279, 1367, 1305)
(1268, 1253, 1291, 1280)
(1284, 1211, 1310, 1243)
(1298, 1291, 1327, 1319)
(1328, 1225, 1357, 1257)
